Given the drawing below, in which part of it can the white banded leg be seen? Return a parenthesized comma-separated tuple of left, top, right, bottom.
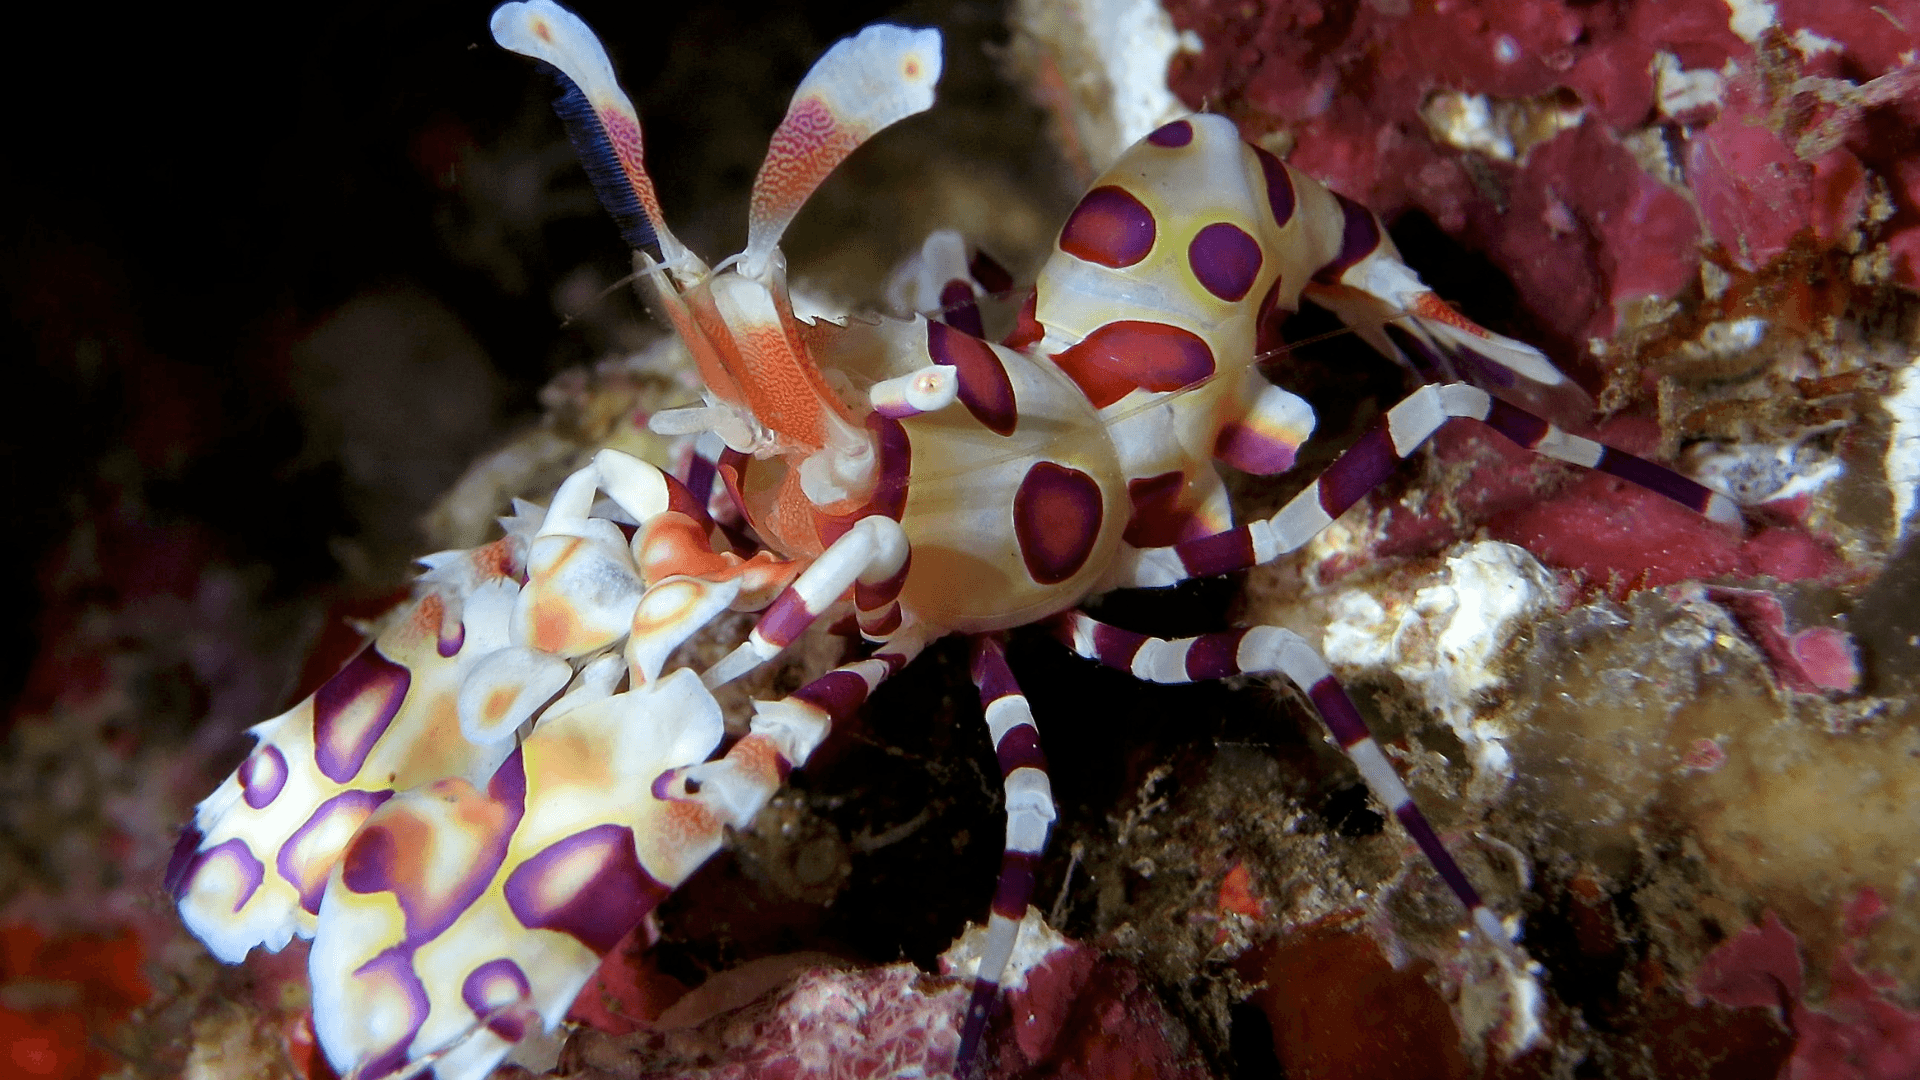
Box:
(699, 515, 911, 688)
(1053, 612, 1507, 949)
(671, 622, 936, 830)
(1115, 382, 1743, 589)
(955, 635, 1057, 1071)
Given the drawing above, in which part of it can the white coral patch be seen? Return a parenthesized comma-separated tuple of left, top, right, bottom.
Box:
(1725, 0, 1777, 43)
(1652, 51, 1725, 118)
(1888, 354, 1920, 539)
(1322, 542, 1559, 788)
(941, 906, 1073, 993)
(1014, 0, 1189, 167)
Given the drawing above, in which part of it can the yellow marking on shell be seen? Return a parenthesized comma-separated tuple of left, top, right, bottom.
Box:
(405, 693, 472, 784)
(632, 578, 705, 636)
(528, 596, 583, 656)
(727, 733, 783, 789)
(483, 686, 518, 727)
(637, 799, 723, 886)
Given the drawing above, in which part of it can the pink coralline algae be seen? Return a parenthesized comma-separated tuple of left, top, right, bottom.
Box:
(567, 962, 966, 1080)
(1701, 585, 1861, 694)
(1691, 891, 1920, 1079)
(557, 926, 1207, 1080)
(1306, 417, 1840, 593)
(1166, 0, 1920, 348)
(972, 946, 1210, 1080)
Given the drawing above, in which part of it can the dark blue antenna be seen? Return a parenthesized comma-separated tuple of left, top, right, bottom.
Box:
(539, 62, 659, 254)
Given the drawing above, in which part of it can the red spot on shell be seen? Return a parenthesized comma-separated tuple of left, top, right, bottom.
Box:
(1059, 186, 1156, 268)
(1050, 320, 1216, 409)
(1146, 119, 1193, 147)
(926, 321, 1017, 435)
(1004, 288, 1043, 349)
(1013, 462, 1104, 584)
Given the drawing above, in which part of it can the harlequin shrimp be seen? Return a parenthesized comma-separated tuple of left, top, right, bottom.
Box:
(167, 3, 1746, 1076)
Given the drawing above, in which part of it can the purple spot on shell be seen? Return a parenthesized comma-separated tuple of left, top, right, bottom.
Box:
(1311, 192, 1382, 284)
(462, 958, 533, 1040)
(926, 320, 1018, 436)
(490, 745, 527, 808)
(1058, 185, 1156, 269)
(1214, 420, 1302, 476)
(166, 823, 205, 900)
(939, 279, 985, 339)
(438, 618, 465, 658)
(239, 744, 288, 810)
(340, 775, 525, 946)
(1253, 146, 1296, 229)
(491, 749, 529, 814)
(1188, 221, 1264, 302)
(1013, 462, 1104, 585)
(340, 820, 399, 895)
(503, 823, 670, 954)
(180, 838, 265, 913)
(278, 789, 392, 915)
(349, 949, 432, 1080)
(1146, 119, 1193, 147)
(312, 646, 411, 784)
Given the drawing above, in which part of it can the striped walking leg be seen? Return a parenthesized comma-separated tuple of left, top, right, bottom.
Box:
(1118, 382, 1742, 588)
(956, 635, 1058, 1071)
(700, 515, 912, 688)
(1053, 612, 1509, 949)
(675, 622, 937, 831)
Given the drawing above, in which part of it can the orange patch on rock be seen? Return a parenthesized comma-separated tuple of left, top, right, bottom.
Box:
(1237, 914, 1471, 1080)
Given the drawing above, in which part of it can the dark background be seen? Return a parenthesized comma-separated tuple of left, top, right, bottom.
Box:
(1, 0, 1002, 720)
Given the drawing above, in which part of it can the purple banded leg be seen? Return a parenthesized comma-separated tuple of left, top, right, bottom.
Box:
(678, 623, 936, 829)
(956, 636, 1057, 1071)
(1053, 612, 1508, 948)
(1122, 382, 1742, 588)
(888, 230, 1010, 339)
(700, 516, 912, 688)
